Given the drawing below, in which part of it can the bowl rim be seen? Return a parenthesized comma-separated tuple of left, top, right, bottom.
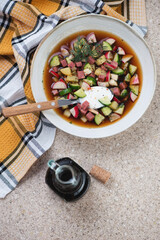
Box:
(31, 14, 157, 138)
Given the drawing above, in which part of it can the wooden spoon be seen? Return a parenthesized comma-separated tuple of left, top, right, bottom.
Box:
(2, 99, 78, 118)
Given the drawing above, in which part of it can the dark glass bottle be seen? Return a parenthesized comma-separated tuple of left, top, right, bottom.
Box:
(45, 157, 90, 202)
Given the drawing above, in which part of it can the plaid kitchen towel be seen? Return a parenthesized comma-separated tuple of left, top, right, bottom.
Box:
(0, 0, 147, 198)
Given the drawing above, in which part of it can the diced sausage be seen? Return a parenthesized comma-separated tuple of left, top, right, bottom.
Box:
(81, 108, 88, 115)
(75, 62, 82, 67)
(81, 101, 89, 111)
(101, 65, 107, 71)
(86, 112, 95, 121)
(60, 59, 67, 67)
(77, 71, 85, 79)
(68, 61, 75, 69)
(88, 56, 95, 64)
(119, 82, 128, 90)
(77, 103, 82, 110)
(52, 66, 58, 72)
(89, 72, 95, 78)
(98, 75, 105, 82)
(111, 87, 121, 96)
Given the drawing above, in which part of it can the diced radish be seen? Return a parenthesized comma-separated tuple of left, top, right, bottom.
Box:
(109, 113, 121, 122)
(106, 71, 110, 82)
(86, 32, 97, 43)
(130, 91, 138, 102)
(106, 38, 116, 45)
(97, 81, 109, 87)
(51, 81, 67, 90)
(84, 68, 92, 76)
(110, 74, 118, 81)
(63, 109, 71, 118)
(52, 90, 59, 96)
(104, 61, 118, 70)
(82, 81, 91, 91)
(117, 47, 125, 55)
(130, 74, 139, 85)
(70, 106, 79, 118)
(59, 78, 66, 83)
(89, 109, 99, 115)
(113, 96, 121, 104)
(122, 54, 133, 63)
(105, 51, 113, 60)
(109, 79, 118, 87)
(49, 69, 60, 78)
(113, 46, 117, 52)
(67, 93, 76, 99)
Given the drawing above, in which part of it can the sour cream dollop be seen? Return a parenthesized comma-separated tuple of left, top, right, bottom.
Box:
(80, 86, 113, 109)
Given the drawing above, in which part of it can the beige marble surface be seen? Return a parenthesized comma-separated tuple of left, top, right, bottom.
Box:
(0, 1, 160, 239)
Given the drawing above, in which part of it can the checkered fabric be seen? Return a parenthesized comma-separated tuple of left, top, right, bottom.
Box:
(0, 0, 147, 198)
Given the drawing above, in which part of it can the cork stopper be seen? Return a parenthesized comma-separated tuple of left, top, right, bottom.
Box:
(89, 165, 111, 184)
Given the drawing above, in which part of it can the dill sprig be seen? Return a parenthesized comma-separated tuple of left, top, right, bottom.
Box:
(71, 36, 103, 62)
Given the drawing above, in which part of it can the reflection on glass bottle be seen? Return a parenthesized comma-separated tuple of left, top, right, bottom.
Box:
(45, 157, 90, 201)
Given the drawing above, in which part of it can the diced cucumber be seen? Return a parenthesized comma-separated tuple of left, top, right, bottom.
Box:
(80, 38, 87, 46)
(84, 79, 94, 86)
(50, 56, 60, 67)
(113, 53, 120, 65)
(103, 41, 112, 51)
(84, 63, 92, 71)
(96, 55, 106, 66)
(130, 85, 139, 96)
(66, 75, 78, 82)
(125, 73, 131, 82)
(86, 76, 96, 85)
(69, 83, 80, 90)
(129, 64, 137, 76)
(121, 62, 129, 70)
(59, 88, 72, 96)
(91, 49, 101, 58)
(114, 103, 125, 115)
(112, 67, 124, 75)
(120, 89, 128, 98)
(95, 68, 106, 76)
(66, 55, 73, 64)
(74, 41, 81, 50)
(99, 96, 111, 106)
(95, 113, 105, 125)
(101, 107, 112, 116)
(110, 101, 119, 110)
(74, 88, 86, 98)
(60, 67, 71, 76)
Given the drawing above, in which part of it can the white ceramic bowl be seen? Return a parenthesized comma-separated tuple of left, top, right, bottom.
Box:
(31, 14, 156, 138)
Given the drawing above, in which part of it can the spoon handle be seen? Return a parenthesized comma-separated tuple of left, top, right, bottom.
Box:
(2, 100, 59, 118)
